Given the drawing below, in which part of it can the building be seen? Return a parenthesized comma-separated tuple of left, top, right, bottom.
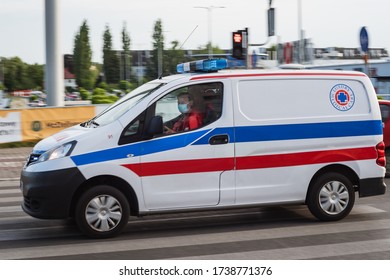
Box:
(64, 68, 77, 88)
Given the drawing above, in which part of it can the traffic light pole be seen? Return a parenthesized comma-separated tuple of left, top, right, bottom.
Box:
(247, 2, 275, 68)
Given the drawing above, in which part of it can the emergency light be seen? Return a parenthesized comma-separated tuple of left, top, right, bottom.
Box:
(176, 58, 228, 73)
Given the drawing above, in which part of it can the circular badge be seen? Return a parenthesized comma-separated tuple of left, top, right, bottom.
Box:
(329, 84, 355, 111)
(31, 121, 42, 132)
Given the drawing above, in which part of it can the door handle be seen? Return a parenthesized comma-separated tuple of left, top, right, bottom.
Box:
(209, 134, 229, 145)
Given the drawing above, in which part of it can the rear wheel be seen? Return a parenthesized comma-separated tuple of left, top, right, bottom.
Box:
(75, 185, 130, 238)
(307, 173, 355, 221)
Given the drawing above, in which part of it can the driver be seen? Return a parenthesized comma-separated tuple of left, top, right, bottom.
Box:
(165, 92, 203, 133)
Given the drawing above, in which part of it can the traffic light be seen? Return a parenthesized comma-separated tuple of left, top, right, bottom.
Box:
(232, 31, 244, 60)
(268, 7, 275, 36)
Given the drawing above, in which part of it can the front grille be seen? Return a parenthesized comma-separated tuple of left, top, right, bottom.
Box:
(23, 196, 41, 212)
(23, 196, 32, 210)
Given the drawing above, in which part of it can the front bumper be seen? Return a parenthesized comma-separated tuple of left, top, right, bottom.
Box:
(21, 167, 86, 219)
(359, 177, 387, 197)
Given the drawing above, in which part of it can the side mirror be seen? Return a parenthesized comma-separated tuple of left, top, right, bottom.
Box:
(145, 116, 163, 138)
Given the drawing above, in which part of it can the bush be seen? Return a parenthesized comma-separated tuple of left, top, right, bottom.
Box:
(97, 82, 108, 90)
(93, 88, 106, 96)
(119, 80, 132, 91)
(90, 87, 118, 104)
(79, 87, 91, 100)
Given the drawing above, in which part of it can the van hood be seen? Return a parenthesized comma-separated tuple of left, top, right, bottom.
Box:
(33, 124, 88, 153)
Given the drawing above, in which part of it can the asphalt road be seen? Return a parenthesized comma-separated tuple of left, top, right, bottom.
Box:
(0, 175, 389, 260)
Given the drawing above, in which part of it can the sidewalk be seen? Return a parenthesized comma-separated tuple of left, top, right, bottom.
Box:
(0, 147, 33, 181)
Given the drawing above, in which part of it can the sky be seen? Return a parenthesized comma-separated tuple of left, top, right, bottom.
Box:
(1, 0, 390, 64)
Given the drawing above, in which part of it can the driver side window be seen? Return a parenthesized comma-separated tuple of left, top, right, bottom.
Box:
(153, 82, 223, 135)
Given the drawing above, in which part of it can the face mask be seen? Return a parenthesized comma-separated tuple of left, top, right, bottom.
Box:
(178, 103, 189, 113)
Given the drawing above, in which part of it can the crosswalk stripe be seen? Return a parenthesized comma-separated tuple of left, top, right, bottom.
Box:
(174, 239, 390, 260)
(0, 197, 22, 203)
(0, 189, 21, 195)
(0, 205, 22, 213)
(0, 162, 24, 168)
(0, 181, 20, 188)
(0, 156, 27, 160)
(1, 218, 390, 259)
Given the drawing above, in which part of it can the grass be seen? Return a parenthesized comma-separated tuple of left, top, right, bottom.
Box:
(0, 141, 39, 149)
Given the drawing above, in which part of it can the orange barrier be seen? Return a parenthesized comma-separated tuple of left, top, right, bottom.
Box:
(1, 106, 95, 144)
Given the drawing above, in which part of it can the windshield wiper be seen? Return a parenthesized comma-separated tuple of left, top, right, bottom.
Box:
(90, 120, 100, 127)
(81, 118, 99, 128)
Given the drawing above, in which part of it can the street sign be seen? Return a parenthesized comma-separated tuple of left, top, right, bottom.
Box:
(360, 27, 369, 52)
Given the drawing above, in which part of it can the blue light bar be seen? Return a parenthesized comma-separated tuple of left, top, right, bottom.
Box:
(177, 59, 228, 73)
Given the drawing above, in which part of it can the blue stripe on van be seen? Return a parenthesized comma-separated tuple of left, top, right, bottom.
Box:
(71, 120, 382, 166)
(191, 120, 382, 145)
(234, 120, 383, 143)
(71, 129, 211, 166)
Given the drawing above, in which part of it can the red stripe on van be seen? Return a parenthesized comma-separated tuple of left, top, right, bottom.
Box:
(121, 147, 376, 177)
(122, 157, 235, 177)
(190, 72, 366, 81)
(236, 147, 376, 170)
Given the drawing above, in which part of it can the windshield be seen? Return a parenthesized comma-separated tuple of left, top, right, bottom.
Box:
(82, 82, 164, 127)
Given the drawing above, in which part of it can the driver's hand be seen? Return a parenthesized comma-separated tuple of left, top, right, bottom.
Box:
(164, 126, 175, 134)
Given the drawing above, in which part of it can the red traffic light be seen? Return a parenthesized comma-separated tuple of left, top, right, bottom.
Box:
(233, 33, 242, 43)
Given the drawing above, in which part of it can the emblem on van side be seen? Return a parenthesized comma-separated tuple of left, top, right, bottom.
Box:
(329, 84, 355, 111)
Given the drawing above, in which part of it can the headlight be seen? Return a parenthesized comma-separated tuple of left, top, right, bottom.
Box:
(38, 141, 76, 162)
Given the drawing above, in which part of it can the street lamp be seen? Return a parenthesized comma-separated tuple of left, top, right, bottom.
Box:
(194, 6, 225, 58)
(298, 0, 304, 63)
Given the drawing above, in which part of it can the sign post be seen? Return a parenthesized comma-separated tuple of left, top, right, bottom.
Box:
(359, 26, 370, 76)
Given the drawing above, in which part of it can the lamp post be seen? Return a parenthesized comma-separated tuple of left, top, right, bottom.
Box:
(45, 0, 64, 107)
(298, 0, 304, 63)
(194, 6, 225, 58)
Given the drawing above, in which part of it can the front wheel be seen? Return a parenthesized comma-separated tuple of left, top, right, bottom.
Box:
(75, 185, 130, 238)
(307, 173, 355, 221)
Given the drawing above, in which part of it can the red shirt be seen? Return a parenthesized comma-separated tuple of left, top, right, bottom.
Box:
(172, 110, 203, 132)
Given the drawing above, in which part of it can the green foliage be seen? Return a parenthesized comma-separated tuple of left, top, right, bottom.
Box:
(165, 40, 186, 75)
(118, 80, 132, 92)
(121, 22, 131, 82)
(79, 87, 91, 100)
(103, 24, 120, 84)
(2, 57, 43, 91)
(93, 87, 106, 96)
(91, 93, 118, 104)
(0, 140, 39, 149)
(73, 20, 94, 89)
(97, 81, 108, 90)
(146, 19, 164, 80)
(192, 43, 224, 56)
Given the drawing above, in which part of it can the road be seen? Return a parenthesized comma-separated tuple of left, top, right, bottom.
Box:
(0, 175, 389, 260)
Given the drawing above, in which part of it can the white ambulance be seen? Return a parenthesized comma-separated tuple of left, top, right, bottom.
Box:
(21, 59, 386, 238)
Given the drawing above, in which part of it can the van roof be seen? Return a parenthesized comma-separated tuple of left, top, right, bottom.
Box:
(188, 69, 367, 81)
(152, 69, 368, 85)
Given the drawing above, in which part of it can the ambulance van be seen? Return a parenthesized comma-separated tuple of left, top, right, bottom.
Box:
(21, 59, 386, 238)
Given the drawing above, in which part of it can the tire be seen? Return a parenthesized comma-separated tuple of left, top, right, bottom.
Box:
(307, 172, 355, 221)
(75, 185, 130, 238)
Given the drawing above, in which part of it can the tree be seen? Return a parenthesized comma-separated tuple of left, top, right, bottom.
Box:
(193, 43, 224, 56)
(146, 19, 164, 80)
(165, 40, 186, 75)
(103, 24, 120, 84)
(121, 22, 131, 85)
(26, 63, 44, 90)
(73, 20, 94, 89)
(2, 57, 43, 91)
